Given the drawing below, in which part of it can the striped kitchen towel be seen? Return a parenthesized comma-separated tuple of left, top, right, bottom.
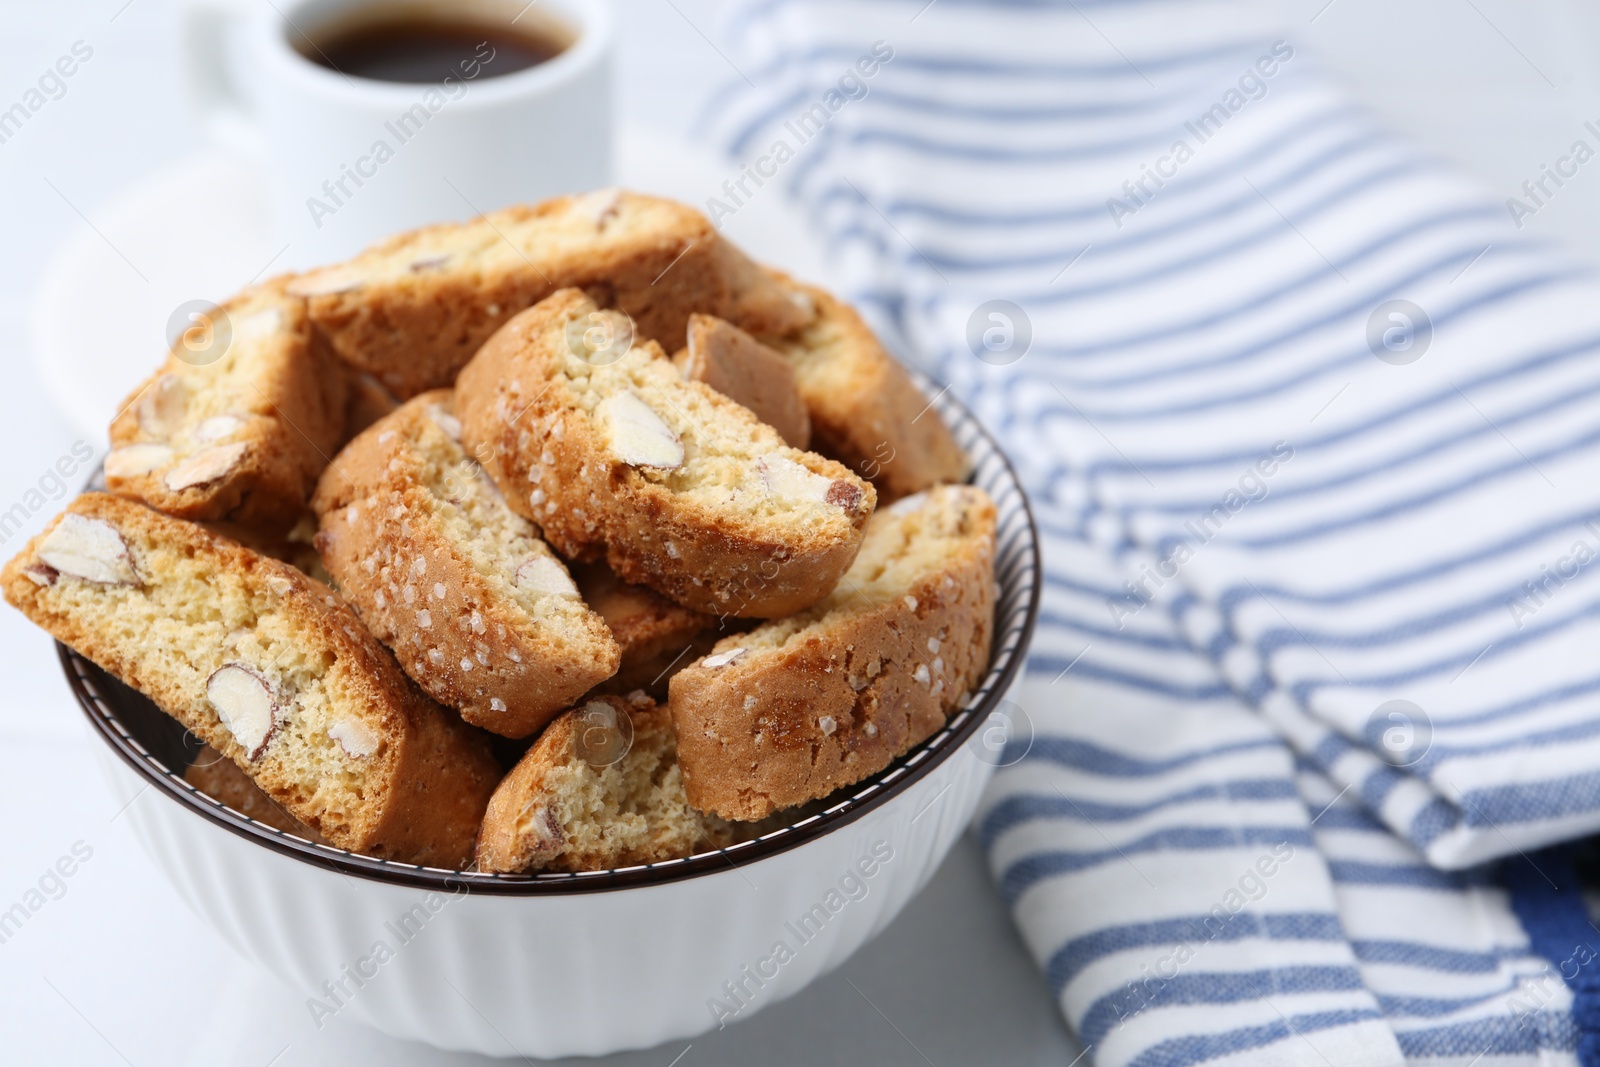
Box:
(708, 0, 1600, 1063)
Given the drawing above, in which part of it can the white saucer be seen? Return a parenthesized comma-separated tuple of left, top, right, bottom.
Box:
(33, 124, 831, 439)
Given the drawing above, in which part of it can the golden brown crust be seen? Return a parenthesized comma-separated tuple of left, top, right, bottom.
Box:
(105, 277, 348, 532)
(311, 392, 620, 738)
(455, 289, 876, 618)
(290, 191, 810, 400)
(340, 367, 401, 441)
(573, 563, 720, 693)
(675, 314, 811, 449)
(184, 744, 327, 840)
(3, 494, 498, 866)
(475, 725, 569, 874)
(475, 693, 733, 874)
(668, 487, 996, 820)
(762, 276, 969, 500)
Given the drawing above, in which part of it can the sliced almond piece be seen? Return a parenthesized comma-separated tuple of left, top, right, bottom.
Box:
(286, 269, 365, 297)
(409, 254, 451, 273)
(514, 802, 565, 863)
(37, 513, 138, 585)
(428, 405, 463, 441)
(787, 288, 817, 321)
(138, 374, 189, 437)
(701, 647, 747, 669)
(575, 187, 623, 227)
(193, 414, 245, 444)
(21, 564, 57, 586)
(757, 454, 866, 513)
(596, 391, 683, 470)
(757, 454, 833, 501)
(206, 664, 279, 760)
(104, 443, 175, 478)
(328, 717, 379, 758)
(515, 555, 580, 597)
(231, 307, 281, 342)
(824, 479, 865, 512)
(164, 443, 249, 491)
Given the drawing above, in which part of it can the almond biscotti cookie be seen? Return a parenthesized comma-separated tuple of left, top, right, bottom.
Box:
(669, 485, 996, 820)
(674, 313, 810, 449)
(456, 289, 876, 618)
(573, 563, 719, 694)
(475, 692, 735, 874)
(105, 278, 347, 531)
(312, 391, 620, 739)
(2, 493, 499, 867)
(288, 190, 811, 400)
(185, 744, 327, 841)
(341, 367, 401, 439)
(762, 276, 968, 500)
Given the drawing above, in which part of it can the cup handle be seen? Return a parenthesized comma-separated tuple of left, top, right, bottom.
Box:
(180, 0, 266, 157)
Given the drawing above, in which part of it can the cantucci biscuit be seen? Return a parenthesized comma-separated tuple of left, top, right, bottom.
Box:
(106, 278, 347, 531)
(475, 692, 734, 873)
(674, 313, 810, 449)
(288, 190, 811, 399)
(761, 276, 968, 500)
(312, 391, 620, 738)
(1, 493, 499, 866)
(456, 289, 876, 618)
(573, 563, 720, 694)
(185, 743, 327, 841)
(669, 485, 996, 820)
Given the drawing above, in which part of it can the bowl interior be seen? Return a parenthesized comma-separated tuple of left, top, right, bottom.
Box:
(65, 372, 1040, 893)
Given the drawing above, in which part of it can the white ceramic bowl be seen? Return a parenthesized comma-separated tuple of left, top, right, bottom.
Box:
(67, 377, 1040, 1058)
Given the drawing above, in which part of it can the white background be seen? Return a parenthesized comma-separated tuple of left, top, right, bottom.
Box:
(3, 0, 1600, 1063)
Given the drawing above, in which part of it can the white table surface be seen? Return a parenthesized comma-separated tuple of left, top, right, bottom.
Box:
(5, 1, 1600, 1063)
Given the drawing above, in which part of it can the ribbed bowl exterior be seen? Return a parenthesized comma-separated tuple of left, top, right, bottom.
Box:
(95, 735, 999, 1056)
(72, 373, 1040, 1057)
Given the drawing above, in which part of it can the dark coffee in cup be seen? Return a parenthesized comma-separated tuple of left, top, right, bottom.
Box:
(299, 5, 572, 84)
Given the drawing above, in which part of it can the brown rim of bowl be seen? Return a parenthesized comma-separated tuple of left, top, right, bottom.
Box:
(63, 371, 1040, 894)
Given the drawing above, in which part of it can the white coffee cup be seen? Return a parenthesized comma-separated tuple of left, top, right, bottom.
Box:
(183, 0, 614, 269)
